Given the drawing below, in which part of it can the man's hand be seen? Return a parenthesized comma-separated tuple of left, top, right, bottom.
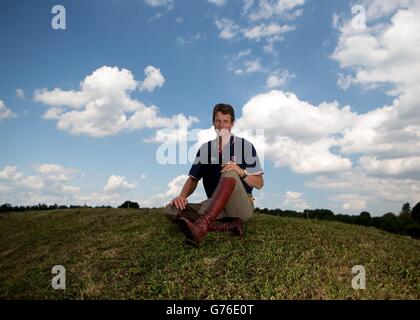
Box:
(221, 161, 245, 177)
(170, 195, 188, 210)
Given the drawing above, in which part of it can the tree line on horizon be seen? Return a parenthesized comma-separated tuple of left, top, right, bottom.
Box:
(1, 201, 419, 239)
(255, 202, 420, 239)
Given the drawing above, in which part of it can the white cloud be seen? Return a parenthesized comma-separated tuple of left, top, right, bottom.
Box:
(16, 88, 25, 98)
(0, 163, 84, 206)
(234, 90, 356, 173)
(214, 1, 304, 53)
(35, 88, 89, 109)
(208, 0, 226, 6)
(242, 23, 295, 41)
(235, 49, 252, 59)
(361, 0, 415, 20)
(35, 66, 197, 137)
(139, 65, 165, 92)
(176, 33, 205, 46)
(331, 193, 367, 211)
(33, 163, 76, 175)
(0, 166, 23, 180)
(244, 0, 305, 21)
(32, 163, 78, 183)
(332, 0, 420, 100)
(215, 18, 240, 39)
(266, 136, 352, 174)
(138, 174, 204, 207)
(238, 90, 356, 140)
(359, 155, 420, 177)
(20, 175, 45, 189)
(104, 175, 137, 192)
(306, 170, 420, 212)
(333, 1, 420, 161)
(243, 59, 263, 73)
(282, 190, 309, 211)
(175, 16, 184, 23)
(266, 69, 295, 88)
(230, 58, 263, 75)
(144, 0, 174, 10)
(0, 100, 16, 121)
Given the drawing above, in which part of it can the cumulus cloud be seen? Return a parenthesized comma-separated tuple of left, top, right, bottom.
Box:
(238, 90, 356, 140)
(144, 0, 174, 10)
(330, 193, 367, 211)
(306, 170, 420, 214)
(358, 156, 420, 177)
(0, 166, 23, 180)
(282, 191, 309, 211)
(242, 23, 295, 41)
(16, 89, 25, 98)
(176, 33, 205, 46)
(244, 0, 305, 21)
(35, 66, 198, 137)
(266, 70, 295, 88)
(215, 18, 240, 39)
(137, 175, 205, 207)
(0, 163, 81, 206)
(214, 0, 304, 51)
(0, 100, 16, 121)
(104, 175, 137, 192)
(233, 90, 355, 174)
(139, 65, 165, 92)
(233, 59, 263, 74)
(331, 0, 420, 175)
(215, 19, 295, 43)
(208, 0, 226, 6)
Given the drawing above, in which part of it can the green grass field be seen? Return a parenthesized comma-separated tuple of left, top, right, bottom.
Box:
(0, 208, 419, 299)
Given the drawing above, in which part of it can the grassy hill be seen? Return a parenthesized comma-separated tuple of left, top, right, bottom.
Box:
(0, 208, 419, 299)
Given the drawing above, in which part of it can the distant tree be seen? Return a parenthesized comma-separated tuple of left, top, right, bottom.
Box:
(401, 203, 411, 215)
(399, 203, 413, 226)
(381, 212, 400, 233)
(355, 211, 371, 226)
(0, 203, 13, 213)
(402, 224, 420, 239)
(411, 202, 420, 224)
(303, 209, 335, 220)
(48, 204, 58, 210)
(118, 201, 139, 209)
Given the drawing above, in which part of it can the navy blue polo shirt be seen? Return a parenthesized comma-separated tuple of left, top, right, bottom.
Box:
(189, 134, 263, 199)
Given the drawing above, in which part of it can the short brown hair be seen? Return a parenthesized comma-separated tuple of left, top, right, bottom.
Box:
(212, 103, 235, 123)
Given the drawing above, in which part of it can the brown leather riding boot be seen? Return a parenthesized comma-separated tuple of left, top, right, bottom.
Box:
(208, 217, 244, 237)
(177, 177, 237, 247)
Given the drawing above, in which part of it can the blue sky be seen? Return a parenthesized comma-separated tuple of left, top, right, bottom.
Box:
(1, 0, 420, 216)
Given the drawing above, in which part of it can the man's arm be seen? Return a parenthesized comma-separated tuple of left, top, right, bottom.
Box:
(243, 174, 264, 190)
(170, 176, 199, 210)
(220, 162, 264, 189)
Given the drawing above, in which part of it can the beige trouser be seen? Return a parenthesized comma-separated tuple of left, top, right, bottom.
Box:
(164, 170, 255, 222)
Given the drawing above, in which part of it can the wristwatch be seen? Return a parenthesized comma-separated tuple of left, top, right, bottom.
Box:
(241, 169, 248, 179)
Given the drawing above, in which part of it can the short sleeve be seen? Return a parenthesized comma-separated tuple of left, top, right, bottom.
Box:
(244, 141, 264, 175)
(188, 148, 203, 180)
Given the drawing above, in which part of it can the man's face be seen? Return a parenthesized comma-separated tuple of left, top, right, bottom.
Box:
(213, 111, 234, 133)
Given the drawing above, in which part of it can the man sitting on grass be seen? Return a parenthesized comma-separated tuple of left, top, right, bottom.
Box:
(165, 103, 264, 247)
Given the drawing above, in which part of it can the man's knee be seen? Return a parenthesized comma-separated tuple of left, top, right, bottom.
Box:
(164, 203, 179, 222)
(221, 170, 241, 180)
